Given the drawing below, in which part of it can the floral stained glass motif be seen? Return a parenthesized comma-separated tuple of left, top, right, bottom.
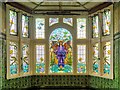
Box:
(22, 44, 29, 73)
(36, 18, 45, 39)
(22, 15, 29, 37)
(92, 15, 99, 38)
(36, 45, 45, 73)
(77, 18, 86, 39)
(49, 18, 59, 26)
(63, 18, 73, 26)
(9, 42, 18, 75)
(49, 28, 73, 73)
(103, 10, 111, 36)
(9, 10, 17, 35)
(77, 45, 86, 73)
(103, 42, 111, 75)
(93, 43, 99, 74)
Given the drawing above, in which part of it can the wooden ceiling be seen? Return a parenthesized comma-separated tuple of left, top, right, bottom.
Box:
(5, 1, 113, 15)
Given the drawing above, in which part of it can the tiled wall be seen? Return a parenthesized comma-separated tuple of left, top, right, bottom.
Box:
(31, 75, 89, 88)
(0, 34, 2, 89)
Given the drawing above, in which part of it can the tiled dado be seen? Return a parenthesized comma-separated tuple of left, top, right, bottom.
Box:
(0, 36, 2, 89)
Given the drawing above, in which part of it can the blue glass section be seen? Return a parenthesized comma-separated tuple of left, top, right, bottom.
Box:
(77, 63, 86, 73)
(23, 64, 29, 73)
(50, 64, 72, 73)
(104, 64, 110, 74)
(93, 63, 99, 73)
(10, 64, 17, 74)
(36, 63, 45, 73)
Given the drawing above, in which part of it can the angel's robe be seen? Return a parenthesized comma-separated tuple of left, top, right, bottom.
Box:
(56, 45, 67, 68)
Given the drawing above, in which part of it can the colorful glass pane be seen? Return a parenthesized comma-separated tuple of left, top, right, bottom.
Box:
(93, 43, 99, 74)
(36, 45, 45, 73)
(77, 45, 86, 73)
(92, 15, 99, 38)
(77, 18, 86, 39)
(22, 44, 29, 73)
(63, 18, 73, 26)
(103, 42, 111, 75)
(9, 42, 18, 75)
(49, 28, 73, 73)
(9, 10, 17, 35)
(49, 18, 59, 26)
(36, 18, 45, 39)
(22, 15, 29, 37)
(103, 10, 111, 36)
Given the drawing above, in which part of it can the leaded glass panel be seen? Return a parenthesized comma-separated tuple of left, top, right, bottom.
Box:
(77, 45, 86, 73)
(49, 28, 73, 73)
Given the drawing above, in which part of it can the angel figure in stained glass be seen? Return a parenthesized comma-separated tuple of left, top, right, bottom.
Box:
(54, 40, 67, 69)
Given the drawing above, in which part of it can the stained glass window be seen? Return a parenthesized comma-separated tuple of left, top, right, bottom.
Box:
(22, 44, 29, 73)
(77, 18, 86, 39)
(92, 15, 99, 38)
(9, 10, 17, 35)
(49, 28, 73, 73)
(36, 45, 45, 73)
(63, 18, 73, 26)
(103, 42, 111, 75)
(92, 43, 99, 74)
(103, 10, 111, 36)
(22, 15, 29, 38)
(9, 42, 18, 75)
(77, 45, 86, 73)
(49, 18, 59, 26)
(36, 18, 45, 39)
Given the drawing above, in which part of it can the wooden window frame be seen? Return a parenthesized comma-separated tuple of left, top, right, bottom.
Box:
(89, 5, 113, 79)
(6, 5, 31, 79)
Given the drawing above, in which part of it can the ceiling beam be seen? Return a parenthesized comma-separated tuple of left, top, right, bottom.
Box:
(83, 2, 89, 6)
(76, 2, 88, 10)
(33, 9, 88, 14)
(36, 12, 81, 15)
(89, 2, 113, 14)
(32, 2, 44, 10)
(28, 0, 39, 5)
(30, 2, 38, 6)
(6, 2, 32, 14)
(34, 9, 88, 12)
(30, 5, 87, 7)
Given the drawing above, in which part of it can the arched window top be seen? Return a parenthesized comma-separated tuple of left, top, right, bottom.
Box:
(49, 28, 72, 42)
